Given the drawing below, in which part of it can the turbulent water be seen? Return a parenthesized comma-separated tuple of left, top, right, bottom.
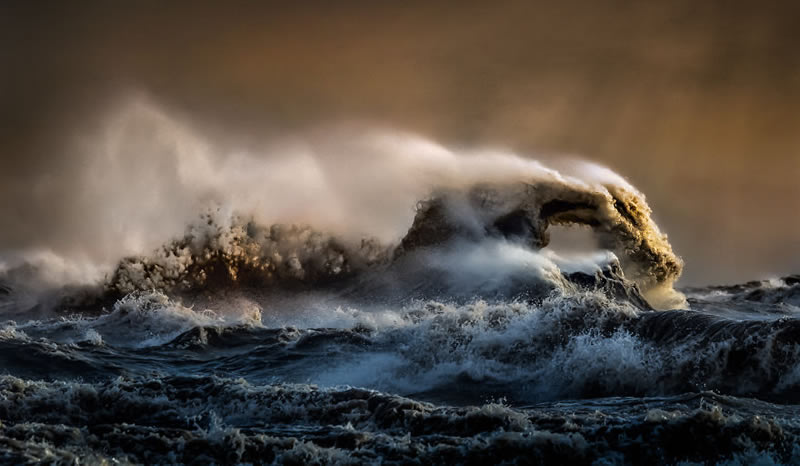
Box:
(2, 116, 800, 464)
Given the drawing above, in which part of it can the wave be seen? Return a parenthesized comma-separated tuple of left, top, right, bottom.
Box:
(0, 375, 797, 464)
(397, 179, 683, 303)
(3, 283, 800, 405)
(0, 98, 688, 314)
(108, 218, 392, 296)
(3, 98, 799, 464)
(0, 184, 675, 316)
(688, 276, 800, 307)
(76, 169, 684, 311)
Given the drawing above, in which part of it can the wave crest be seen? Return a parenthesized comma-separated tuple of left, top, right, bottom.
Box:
(108, 213, 392, 296)
(397, 180, 683, 307)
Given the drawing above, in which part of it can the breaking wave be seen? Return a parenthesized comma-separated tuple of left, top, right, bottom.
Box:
(1, 277, 800, 464)
(0, 97, 685, 311)
(2, 98, 800, 464)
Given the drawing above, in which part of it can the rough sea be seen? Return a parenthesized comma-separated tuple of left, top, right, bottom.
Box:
(1, 150, 798, 465)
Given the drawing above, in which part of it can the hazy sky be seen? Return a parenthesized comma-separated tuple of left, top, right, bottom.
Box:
(2, 1, 799, 285)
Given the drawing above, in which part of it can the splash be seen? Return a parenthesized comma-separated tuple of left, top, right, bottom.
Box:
(397, 179, 684, 308)
(1, 96, 684, 310)
(108, 213, 390, 296)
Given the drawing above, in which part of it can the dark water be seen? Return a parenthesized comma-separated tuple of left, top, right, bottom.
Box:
(1, 266, 800, 465)
(0, 177, 797, 465)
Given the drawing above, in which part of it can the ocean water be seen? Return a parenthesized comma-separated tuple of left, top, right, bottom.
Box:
(1, 160, 798, 464)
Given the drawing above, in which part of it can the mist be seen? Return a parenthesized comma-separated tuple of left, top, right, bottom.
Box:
(0, 96, 645, 282)
(3, 0, 800, 285)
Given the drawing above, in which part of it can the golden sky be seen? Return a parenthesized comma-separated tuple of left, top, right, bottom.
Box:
(2, 0, 799, 284)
